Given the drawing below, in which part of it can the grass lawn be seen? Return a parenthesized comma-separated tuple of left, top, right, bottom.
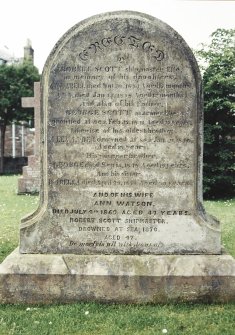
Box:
(0, 175, 39, 263)
(0, 175, 234, 335)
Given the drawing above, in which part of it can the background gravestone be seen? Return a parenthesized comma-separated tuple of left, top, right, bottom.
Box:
(18, 82, 40, 194)
(20, 11, 220, 255)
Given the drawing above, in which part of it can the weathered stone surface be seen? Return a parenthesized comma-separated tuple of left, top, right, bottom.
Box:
(0, 249, 67, 274)
(19, 11, 220, 255)
(18, 155, 40, 193)
(0, 249, 235, 304)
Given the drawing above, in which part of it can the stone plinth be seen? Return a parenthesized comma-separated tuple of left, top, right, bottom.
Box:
(0, 248, 234, 304)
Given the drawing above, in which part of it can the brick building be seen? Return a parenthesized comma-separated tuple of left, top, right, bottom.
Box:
(4, 123, 35, 158)
(0, 41, 36, 174)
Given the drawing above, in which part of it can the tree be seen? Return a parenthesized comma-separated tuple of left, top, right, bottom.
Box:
(0, 61, 40, 173)
(196, 29, 235, 199)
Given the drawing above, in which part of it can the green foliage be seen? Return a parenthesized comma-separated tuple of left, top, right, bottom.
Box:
(0, 61, 40, 173)
(0, 61, 40, 125)
(196, 29, 235, 199)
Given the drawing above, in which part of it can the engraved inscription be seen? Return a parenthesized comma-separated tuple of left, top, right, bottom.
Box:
(45, 30, 196, 253)
(20, 13, 220, 256)
(78, 35, 164, 62)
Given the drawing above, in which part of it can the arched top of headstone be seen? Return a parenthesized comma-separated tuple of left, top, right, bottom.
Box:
(43, 11, 201, 88)
(20, 11, 220, 255)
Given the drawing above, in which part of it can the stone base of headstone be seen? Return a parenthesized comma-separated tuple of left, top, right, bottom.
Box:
(18, 156, 40, 194)
(0, 248, 234, 304)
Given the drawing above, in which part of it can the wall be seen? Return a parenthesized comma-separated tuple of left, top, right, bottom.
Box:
(4, 124, 34, 157)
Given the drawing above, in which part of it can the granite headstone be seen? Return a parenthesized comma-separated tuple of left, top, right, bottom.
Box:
(20, 11, 220, 255)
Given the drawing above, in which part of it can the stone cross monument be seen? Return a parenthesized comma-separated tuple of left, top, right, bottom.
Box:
(18, 82, 40, 194)
(0, 11, 234, 304)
